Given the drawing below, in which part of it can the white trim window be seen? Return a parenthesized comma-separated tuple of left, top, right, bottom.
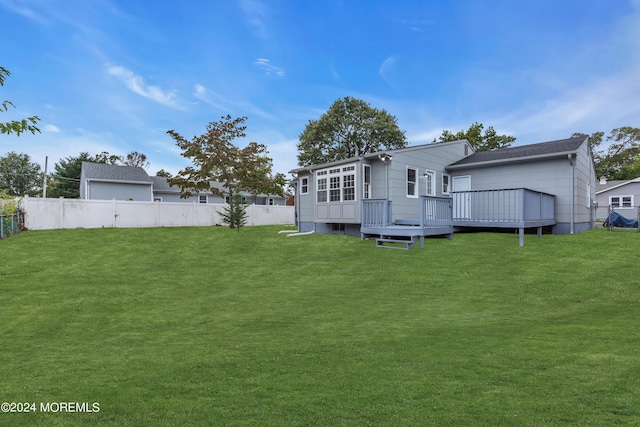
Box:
(363, 164, 371, 199)
(343, 173, 355, 201)
(424, 170, 435, 196)
(610, 195, 633, 208)
(407, 167, 418, 198)
(199, 195, 208, 204)
(586, 182, 590, 207)
(300, 176, 309, 195)
(316, 164, 357, 203)
(317, 172, 328, 203)
(153, 197, 163, 202)
(442, 174, 450, 195)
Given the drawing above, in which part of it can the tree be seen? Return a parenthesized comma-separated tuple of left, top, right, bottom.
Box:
(47, 152, 103, 198)
(155, 169, 173, 178)
(121, 151, 150, 168)
(94, 151, 122, 165)
(219, 193, 248, 232)
(297, 96, 407, 166)
(167, 115, 285, 208)
(434, 122, 515, 152)
(574, 127, 640, 180)
(239, 156, 286, 203)
(1, 67, 40, 136)
(0, 151, 42, 196)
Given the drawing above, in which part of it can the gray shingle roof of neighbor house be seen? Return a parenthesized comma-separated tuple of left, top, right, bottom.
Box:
(150, 176, 180, 192)
(596, 177, 640, 193)
(82, 162, 153, 183)
(447, 136, 588, 169)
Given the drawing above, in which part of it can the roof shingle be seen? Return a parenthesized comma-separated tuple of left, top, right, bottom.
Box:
(82, 162, 153, 183)
(447, 136, 587, 168)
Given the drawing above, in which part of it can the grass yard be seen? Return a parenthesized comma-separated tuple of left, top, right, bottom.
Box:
(1, 226, 639, 426)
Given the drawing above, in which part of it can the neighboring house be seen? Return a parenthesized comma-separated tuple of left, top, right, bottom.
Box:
(80, 162, 154, 201)
(595, 176, 640, 221)
(80, 162, 286, 205)
(290, 136, 596, 247)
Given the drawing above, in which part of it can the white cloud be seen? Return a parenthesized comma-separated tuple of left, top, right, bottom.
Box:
(44, 124, 61, 132)
(495, 64, 640, 144)
(379, 56, 399, 89)
(193, 83, 275, 120)
(254, 58, 285, 77)
(107, 65, 183, 109)
(238, 0, 269, 39)
(330, 65, 343, 85)
(0, 0, 47, 24)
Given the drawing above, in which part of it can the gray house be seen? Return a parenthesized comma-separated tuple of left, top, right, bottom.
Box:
(595, 176, 640, 221)
(80, 162, 286, 205)
(80, 162, 154, 201)
(447, 136, 596, 235)
(290, 136, 596, 248)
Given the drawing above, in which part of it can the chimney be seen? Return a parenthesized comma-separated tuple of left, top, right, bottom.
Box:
(599, 176, 607, 185)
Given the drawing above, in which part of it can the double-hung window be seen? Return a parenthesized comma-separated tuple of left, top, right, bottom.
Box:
(363, 165, 371, 199)
(317, 171, 328, 203)
(424, 170, 435, 196)
(407, 167, 418, 198)
(442, 174, 450, 195)
(316, 164, 357, 203)
(610, 195, 633, 208)
(300, 177, 309, 195)
(343, 173, 355, 201)
(329, 176, 341, 202)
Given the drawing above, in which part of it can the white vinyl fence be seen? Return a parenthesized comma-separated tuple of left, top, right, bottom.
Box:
(22, 197, 295, 230)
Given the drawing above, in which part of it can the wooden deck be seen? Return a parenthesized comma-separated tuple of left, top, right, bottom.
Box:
(361, 197, 453, 249)
(361, 189, 556, 248)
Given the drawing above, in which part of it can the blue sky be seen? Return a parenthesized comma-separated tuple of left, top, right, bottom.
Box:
(1, 0, 639, 177)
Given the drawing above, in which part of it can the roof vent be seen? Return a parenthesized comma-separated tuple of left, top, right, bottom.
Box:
(599, 176, 607, 185)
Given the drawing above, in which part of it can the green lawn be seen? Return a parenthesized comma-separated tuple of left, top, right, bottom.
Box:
(1, 226, 639, 426)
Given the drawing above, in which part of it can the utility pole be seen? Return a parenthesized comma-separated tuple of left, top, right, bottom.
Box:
(42, 156, 48, 198)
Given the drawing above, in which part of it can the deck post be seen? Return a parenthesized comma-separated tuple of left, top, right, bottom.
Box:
(420, 235, 424, 249)
(537, 226, 542, 239)
(519, 228, 524, 247)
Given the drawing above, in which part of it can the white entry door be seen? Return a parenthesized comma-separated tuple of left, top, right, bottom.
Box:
(452, 176, 471, 219)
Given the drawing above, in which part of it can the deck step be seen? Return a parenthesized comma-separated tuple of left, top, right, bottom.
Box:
(375, 237, 417, 250)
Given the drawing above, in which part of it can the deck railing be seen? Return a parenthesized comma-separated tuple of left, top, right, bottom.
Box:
(420, 196, 453, 229)
(362, 199, 392, 228)
(451, 188, 555, 225)
(362, 197, 452, 230)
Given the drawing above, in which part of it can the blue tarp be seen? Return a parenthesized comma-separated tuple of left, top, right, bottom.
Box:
(603, 211, 638, 228)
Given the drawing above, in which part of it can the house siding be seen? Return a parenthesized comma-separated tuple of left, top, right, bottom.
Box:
(86, 181, 152, 201)
(296, 171, 315, 223)
(449, 139, 596, 234)
(386, 141, 470, 222)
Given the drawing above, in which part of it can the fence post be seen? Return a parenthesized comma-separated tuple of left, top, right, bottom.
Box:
(59, 197, 64, 229)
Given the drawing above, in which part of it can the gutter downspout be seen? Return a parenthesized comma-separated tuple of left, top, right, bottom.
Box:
(569, 153, 575, 234)
(379, 154, 389, 199)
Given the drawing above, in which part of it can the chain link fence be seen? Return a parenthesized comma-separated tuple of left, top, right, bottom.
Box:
(603, 205, 640, 232)
(0, 210, 25, 240)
